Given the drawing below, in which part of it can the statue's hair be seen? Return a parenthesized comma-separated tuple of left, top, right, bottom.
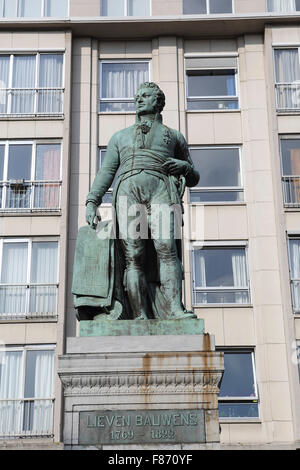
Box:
(135, 82, 166, 113)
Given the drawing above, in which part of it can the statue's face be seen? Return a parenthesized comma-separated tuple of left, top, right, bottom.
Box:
(135, 87, 157, 115)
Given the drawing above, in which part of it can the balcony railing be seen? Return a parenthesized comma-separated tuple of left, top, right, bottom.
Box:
(0, 88, 64, 116)
(0, 181, 61, 212)
(275, 83, 300, 111)
(193, 287, 250, 305)
(0, 284, 58, 320)
(282, 176, 300, 207)
(0, 398, 54, 438)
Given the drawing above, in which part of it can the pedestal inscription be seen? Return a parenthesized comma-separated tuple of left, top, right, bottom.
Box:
(79, 410, 205, 445)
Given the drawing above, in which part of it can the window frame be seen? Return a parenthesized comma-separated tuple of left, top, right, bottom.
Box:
(273, 46, 300, 112)
(99, 59, 151, 113)
(217, 348, 259, 421)
(185, 56, 240, 111)
(188, 145, 244, 204)
(0, 237, 59, 319)
(0, 139, 62, 212)
(183, 0, 234, 14)
(0, 344, 55, 438)
(0, 52, 65, 116)
(100, 0, 151, 17)
(0, 0, 69, 18)
(287, 235, 300, 314)
(279, 134, 300, 207)
(191, 241, 251, 307)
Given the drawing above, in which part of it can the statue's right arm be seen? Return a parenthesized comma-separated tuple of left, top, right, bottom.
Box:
(85, 133, 120, 226)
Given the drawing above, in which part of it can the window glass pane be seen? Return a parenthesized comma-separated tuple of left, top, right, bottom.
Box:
(219, 352, 256, 398)
(24, 350, 54, 398)
(190, 190, 243, 203)
(35, 144, 61, 180)
(128, 0, 150, 15)
(31, 242, 58, 283)
(0, 145, 4, 179)
(18, 0, 42, 17)
(280, 139, 300, 175)
(183, 0, 206, 14)
(275, 49, 300, 83)
(209, 0, 232, 13)
(0, 56, 9, 113)
(101, 62, 148, 99)
(219, 403, 259, 418)
(7, 144, 32, 180)
(2, 0, 16, 16)
(187, 69, 236, 97)
(267, 0, 295, 12)
(190, 148, 241, 187)
(39, 54, 63, 87)
(289, 239, 300, 279)
(296, 0, 300, 10)
(11, 55, 36, 113)
(101, 0, 124, 15)
(44, 0, 68, 16)
(0, 350, 23, 399)
(194, 247, 247, 288)
(1, 242, 28, 283)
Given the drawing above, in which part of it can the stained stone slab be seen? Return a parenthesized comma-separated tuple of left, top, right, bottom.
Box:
(79, 318, 205, 337)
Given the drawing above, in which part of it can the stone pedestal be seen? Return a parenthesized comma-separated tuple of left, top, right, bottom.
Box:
(58, 321, 224, 450)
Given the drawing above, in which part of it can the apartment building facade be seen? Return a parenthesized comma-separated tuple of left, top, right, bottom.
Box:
(0, 0, 300, 450)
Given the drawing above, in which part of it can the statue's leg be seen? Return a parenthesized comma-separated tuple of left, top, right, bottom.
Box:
(119, 237, 149, 319)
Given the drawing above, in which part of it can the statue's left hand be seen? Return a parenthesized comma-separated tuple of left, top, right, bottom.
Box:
(163, 158, 189, 176)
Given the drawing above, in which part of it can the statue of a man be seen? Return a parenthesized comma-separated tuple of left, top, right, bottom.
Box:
(84, 82, 200, 320)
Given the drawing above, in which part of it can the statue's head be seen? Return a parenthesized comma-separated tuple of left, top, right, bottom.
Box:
(135, 82, 165, 116)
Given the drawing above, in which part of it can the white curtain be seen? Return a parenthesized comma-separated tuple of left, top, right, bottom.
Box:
(44, 0, 68, 17)
(275, 49, 300, 109)
(102, 62, 148, 102)
(11, 55, 35, 114)
(32, 350, 54, 434)
(38, 54, 63, 113)
(18, 0, 41, 17)
(231, 251, 248, 303)
(290, 240, 300, 311)
(128, 0, 150, 16)
(1, 0, 16, 17)
(0, 56, 10, 113)
(29, 242, 58, 313)
(267, 0, 295, 12)
(0, 242, 28, 315)
(194, 250, 207, 304)
(101, 0, 124, 16)
(0, 351, 23, 435)
(35, 144, 61, 209)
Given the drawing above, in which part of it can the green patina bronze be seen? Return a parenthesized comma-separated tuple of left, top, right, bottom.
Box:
(72, 82, 200, 325)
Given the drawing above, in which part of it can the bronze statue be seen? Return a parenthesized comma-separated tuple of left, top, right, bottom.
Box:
(72, 82, 200, 321)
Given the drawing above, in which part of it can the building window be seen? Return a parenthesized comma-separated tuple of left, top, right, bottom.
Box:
(185, 57, 238, 110)
(0, 239, 58, 319)
(0, 346, 55, 438)
(280, 137, 300, 207)
(99, 60, 150, 112)
(183, 0, 233, 14)
(0, 141, 61, 212)
(0, 0, 68, 17)
(288, 237, 300, 313)
(274, 48, 300, 111)
(189, 147, 243, 203)
(101, 0, 150, 16)
(218, 350, 259, 419)
(0, 53, 64, 115)
(267, 0, 300, 12)
(192, 244, 250, 305)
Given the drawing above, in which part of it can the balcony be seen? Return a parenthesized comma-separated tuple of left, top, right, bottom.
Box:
(282, 176, 300, 207)
(0, 181, 61, 212)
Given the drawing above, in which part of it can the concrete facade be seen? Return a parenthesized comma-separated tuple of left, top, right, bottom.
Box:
(1, 0, 300, 450)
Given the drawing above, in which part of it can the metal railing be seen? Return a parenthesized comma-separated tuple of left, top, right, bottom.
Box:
(0, 181, 61, 212)
(0, 284, 58, 320)
(275, 83, 300, 111)
(0, 88, 64, 115)
(0, 398, 54, 438)
(193, 287, 250, 305)
(282, 176, 300, 206)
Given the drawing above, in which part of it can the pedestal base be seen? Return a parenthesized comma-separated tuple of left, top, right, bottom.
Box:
(58, 333, 224, 449)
